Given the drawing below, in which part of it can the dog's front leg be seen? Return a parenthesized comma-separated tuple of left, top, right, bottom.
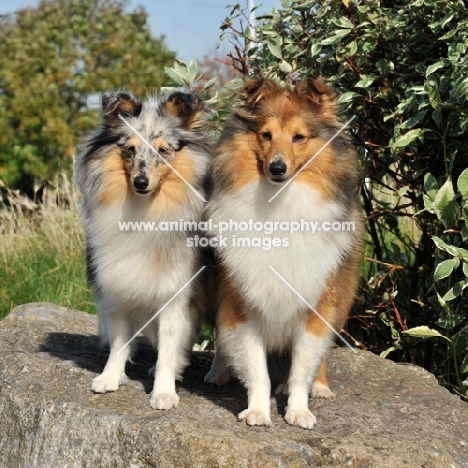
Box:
(284, 324, 331, 429)
(91, 308, 132, 393)
(150, 295, 191, 410)
(220, 319, 271, 427)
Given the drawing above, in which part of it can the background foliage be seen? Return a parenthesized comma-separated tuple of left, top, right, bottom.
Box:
(0, 0, 175, 192)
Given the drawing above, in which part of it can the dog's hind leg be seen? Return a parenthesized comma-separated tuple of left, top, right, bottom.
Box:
(276, 357, 335, 400)
(204, 344, 231, 386)
(91, 308, 132, 393)
(311, 359, 336, 400)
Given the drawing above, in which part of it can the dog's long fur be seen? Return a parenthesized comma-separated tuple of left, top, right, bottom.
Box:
(204, 78, 363, 428)
(75, 90, 211, 409)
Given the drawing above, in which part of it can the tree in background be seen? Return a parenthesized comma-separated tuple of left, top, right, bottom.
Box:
(209, 0, 468, 396)
(0, 0, 175, 192)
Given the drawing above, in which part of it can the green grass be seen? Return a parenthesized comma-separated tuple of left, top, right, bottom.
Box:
(0, 180, 95, 320)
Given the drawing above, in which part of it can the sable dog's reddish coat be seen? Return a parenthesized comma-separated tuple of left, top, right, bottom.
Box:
(205, 78, 363, 429)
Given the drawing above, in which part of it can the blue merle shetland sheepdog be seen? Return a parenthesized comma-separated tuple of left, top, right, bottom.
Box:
(75, 90, 211, 410)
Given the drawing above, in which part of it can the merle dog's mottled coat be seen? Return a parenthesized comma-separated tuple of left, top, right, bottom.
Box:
(75, 90, 211, 410)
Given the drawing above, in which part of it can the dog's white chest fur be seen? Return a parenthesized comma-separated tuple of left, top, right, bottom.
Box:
(88, 198, 199, 309)
(210, 181, 353, 324)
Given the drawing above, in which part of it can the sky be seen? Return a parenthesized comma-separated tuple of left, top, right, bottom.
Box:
(0, 0, 281, 62)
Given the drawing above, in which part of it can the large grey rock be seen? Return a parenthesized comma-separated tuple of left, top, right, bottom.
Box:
(0, 303, 467, 468)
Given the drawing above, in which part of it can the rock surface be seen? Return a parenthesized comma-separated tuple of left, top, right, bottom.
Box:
(0, 303, 467, 468)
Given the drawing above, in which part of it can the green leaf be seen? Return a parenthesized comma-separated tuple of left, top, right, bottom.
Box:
(331, 16, 354, 29)
(462, 225, 468, 242)
(433, 177, 459, 228)
(425, 80, 440, 110)
(448, 42, 462, 61)
(403, 326, 449, 340)
(439, 28, 457, 41)
(439, 201, 459, 228)
(311, 43, 322, 56)
(453, 331, 467, 355)
(463, 203, 468, 220)
(439, 13, 455, 29)
(338, 91, 361, 103)
(397, 186, 409, 197)
(432, 109, 442, 128)
(320, 29, 351, 45)
(442, 279, 468, 302)
(461, 353, 468, 374)
(188, 58, 198, 81)
(355, 75, 375, 88)
(267, 41, 282, 59)
(346, 41, 357, 55)
(279, 60, 293, 74)
(426, 60, 447, 77)
(457, 168, 468, 198)
(392, 129, 424, 148)
(434, 258, 460, 282)
(224, 78, 244, 90)
(399, 111, 427, 130)
(291, 1, 314, 12)
(432, 236, 459, 256)
(463, 261, 468, 278)
(436, 315, 465, 329)
(423, 194, 434, 211)
(376, 59, 394, 74)
(434, 176, 455, 205)
(424, 173, 438, 200)
(380, 346, 398, 359)
(173, 60, 191, 83)
(397, 94, 416, 114)
(202, 77, 217, 90)
(436, 291, 448, 309)
(164, 67, 186, 86)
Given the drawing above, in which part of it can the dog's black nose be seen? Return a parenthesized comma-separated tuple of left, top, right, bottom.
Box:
(269, 160, 287, 178)
(133, 175, 149, 191)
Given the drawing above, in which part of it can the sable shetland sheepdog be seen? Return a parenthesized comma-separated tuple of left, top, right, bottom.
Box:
(204, 78, 363, 429)
(75, 90, 211, 410)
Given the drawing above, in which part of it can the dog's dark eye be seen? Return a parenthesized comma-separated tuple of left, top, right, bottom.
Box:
(293, 134, 306, 142)
(158, 147, 169, 156)
(123, 146, 136, 159)
(261, 131, 272, 141)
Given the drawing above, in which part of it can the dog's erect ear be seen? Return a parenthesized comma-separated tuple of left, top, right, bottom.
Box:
(238, 78, 278, 106)
(101, 91, 142, 127)
(296, 78, 338, 121)
(164, 91, 204, 130)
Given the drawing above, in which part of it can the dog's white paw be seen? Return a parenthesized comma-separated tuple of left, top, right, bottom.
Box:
(91, 373, 126, 393)
(284, 407, 317, 429)
(150, 392, 180, 410)
(238, 408, 271, 427)
(274, 382, 289, 394)
(204, 368, 231, 386)
(312, 381, 336, 400)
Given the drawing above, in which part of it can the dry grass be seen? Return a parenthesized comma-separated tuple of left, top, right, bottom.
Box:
(0, 175, 95, 319)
